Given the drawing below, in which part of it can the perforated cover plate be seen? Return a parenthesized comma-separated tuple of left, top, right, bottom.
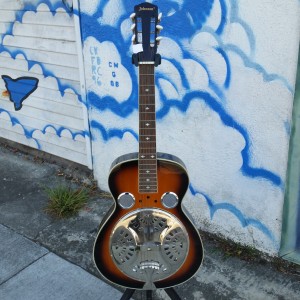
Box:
(110, 209, 189, 290)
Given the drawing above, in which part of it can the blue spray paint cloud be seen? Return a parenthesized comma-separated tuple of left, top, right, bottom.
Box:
(189, 183, 277, 246)
(0, 108, 88, 149)
(91, 120, 138, 142)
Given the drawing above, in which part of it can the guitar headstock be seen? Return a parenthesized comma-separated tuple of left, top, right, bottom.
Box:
(131, 2, 162, 67)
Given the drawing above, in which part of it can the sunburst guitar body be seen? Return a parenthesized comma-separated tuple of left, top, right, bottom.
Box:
(93, 2, 203, 291)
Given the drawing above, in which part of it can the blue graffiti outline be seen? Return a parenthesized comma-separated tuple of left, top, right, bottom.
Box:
(90, 120, 138, 141)
(90, 88, 282, 186)
(0, 108, 40, 148)
(216, 0, 227, 35)
(1, 0, 73, 38)
(41, 124, 89, 139)
(224, 45, 294, 93)
(189, 184, 277, 245)
(228, 0, 256, 58)
(188, 25, 293, 93)
(82, 0, 285, 187)
(215, 47, 231, 88)
(156, 90, 282, 186)
(0, 108, 88, 149)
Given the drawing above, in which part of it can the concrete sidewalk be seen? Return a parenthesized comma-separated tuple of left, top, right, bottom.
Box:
(0, 142, 300, 300)
(0, 225, 121, 300)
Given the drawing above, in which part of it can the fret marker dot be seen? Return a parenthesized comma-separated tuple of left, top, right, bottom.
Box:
(145, 88, 149, 92)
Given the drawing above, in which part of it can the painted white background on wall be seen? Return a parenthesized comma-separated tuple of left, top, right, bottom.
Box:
(80, 0, 300, 254)
(0, 1, 90, 166)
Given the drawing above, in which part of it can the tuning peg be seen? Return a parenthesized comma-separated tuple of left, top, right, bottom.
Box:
(156, 36, 162, 45)
(130, 13, 136, 22)
(158, 12, 162, 22)
(131, 34, 136, 44)
(131, 24, 136, 31)
(156, 25, 163, 33)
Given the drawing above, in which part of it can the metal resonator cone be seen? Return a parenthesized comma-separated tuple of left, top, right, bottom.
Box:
(110, 209, 189, 290)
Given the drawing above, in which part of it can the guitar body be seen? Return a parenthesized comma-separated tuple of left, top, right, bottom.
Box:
(93, 152, 203, 290)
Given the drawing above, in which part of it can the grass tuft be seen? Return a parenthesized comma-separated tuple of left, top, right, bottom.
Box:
(45, 185, 88, 218)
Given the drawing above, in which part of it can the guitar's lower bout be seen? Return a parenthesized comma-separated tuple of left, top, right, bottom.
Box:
(93, 152, 203, 290)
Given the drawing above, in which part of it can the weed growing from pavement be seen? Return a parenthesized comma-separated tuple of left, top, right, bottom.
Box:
(45, 185, 89, 218)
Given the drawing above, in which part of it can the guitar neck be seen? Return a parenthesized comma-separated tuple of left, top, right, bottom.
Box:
(138, 64, 157, 193)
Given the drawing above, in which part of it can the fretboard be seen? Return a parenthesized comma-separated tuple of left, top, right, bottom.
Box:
(138, 64, 157, 193)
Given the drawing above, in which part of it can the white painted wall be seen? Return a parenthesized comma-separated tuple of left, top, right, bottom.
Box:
(1, 0, 299, 255)
(0, 0, 90, 166)
(80, 0, 300, 255)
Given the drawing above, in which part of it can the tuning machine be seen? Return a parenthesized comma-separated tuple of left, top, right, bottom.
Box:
(156, 25, 163, 34)
(130, 12, 136, 22)
(131, 34, 136, 45)
(156, 13, 163, 45)
(156, 36, 163, 45)
(158, 12, 162, 23)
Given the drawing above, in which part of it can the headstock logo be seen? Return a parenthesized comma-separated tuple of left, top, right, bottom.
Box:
(139, 7, 155, 11)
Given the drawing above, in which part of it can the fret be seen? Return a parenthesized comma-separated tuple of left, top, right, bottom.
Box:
(139, 141, 156, 144)
(139, 152, 156, 156)
(139, 186, 158, 189)
(139, 95, 154, 97)
(140, 133, 156, 137)
(139, 134, 156, 136)
(139, 99, 155, 102)
(139, 147, 157, 150)
(139, 118, 156, 122)
(139, 86, 154, 90)
(140, 108, 155, 112)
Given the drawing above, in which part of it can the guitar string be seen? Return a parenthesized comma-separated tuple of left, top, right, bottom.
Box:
(140, 63, 156, 294)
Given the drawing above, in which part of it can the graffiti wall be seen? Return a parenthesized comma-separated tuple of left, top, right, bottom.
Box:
(1, 1, 299, 255)
(0, 0, 91, 166)
(80, 0, 300, 255)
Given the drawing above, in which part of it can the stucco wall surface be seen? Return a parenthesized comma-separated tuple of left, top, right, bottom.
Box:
(79, 0, 300, 255)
